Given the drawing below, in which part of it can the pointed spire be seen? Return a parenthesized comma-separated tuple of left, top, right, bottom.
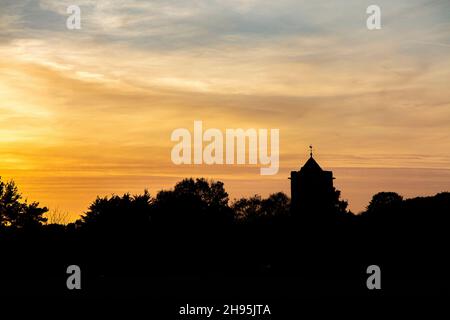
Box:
(309, 145, 313, 158)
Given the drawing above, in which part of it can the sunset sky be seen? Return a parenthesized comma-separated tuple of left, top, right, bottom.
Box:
(1, 0, 449, 220)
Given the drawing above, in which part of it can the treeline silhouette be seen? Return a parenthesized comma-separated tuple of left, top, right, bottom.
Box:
(0, 176, 448, 297)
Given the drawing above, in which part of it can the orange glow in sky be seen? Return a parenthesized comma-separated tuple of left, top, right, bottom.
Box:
(1, 1, 450, 220)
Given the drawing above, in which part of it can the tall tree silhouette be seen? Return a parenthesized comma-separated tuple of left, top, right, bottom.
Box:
(0, 177, 48, 229)
(153, 178, 233, 228)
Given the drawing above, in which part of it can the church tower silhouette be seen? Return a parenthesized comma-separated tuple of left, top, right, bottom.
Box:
(290, 146, 335, 216)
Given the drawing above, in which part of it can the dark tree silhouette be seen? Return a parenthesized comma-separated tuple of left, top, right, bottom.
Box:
(77, 190, 152, 232)
(153, 178, 233, 227)
(363, 191, 403, 222)
(232, 195, 263, 221)
(366, 192, 403, 213)
(232, 192, 290, 222)
(0, 175, 449, 299)
(0, 177, 48, 229)
(332, 188, 349, 215)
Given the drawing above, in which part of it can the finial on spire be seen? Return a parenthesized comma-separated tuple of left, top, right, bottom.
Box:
(309, 145, 313, 158)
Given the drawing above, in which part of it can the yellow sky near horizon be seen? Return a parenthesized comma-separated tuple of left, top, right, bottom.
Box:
(1, 0, 450, 220)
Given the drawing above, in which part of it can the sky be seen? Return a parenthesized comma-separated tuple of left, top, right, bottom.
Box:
(1, 0, 449, 221)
